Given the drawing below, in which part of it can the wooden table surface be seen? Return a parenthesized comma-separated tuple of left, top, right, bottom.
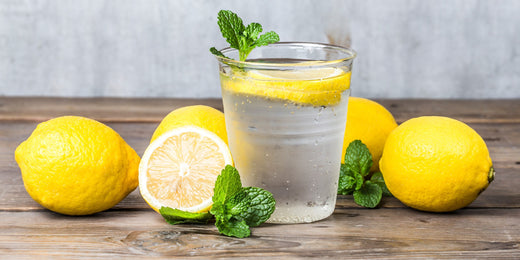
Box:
(1, 97, 519, 259)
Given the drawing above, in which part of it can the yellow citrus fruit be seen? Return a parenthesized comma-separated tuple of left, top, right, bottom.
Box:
(139, 126, 233, 213)
(220, 68, 351, 106)
(14, 116, 140, 215)
(379, 116, 494, 212)
(151, 105, 227, 144)
(342, 97, 398, 171)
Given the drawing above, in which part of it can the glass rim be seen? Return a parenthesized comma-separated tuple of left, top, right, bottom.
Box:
(214, 41, 356, 68)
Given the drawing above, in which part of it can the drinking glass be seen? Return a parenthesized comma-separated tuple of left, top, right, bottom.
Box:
(214, 42, 356, 223)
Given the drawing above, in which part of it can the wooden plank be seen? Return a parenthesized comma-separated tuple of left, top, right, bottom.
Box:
(2, 122, 519, 210)
(1, 98, 519, 258)
(1, 97, 519, 123)
(376, 99, 520, 124)
(0, 209, 518, 258)
(0, 97, 224, 123)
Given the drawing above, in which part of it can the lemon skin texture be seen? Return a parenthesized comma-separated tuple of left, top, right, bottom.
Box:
(379, 116, 494, 212)
(15, 116, 140, 215)
(151, 105, 227, 144)
(342, 97, 398, 172)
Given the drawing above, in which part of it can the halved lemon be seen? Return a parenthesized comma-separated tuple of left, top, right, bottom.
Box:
(138, 126, 233, 213)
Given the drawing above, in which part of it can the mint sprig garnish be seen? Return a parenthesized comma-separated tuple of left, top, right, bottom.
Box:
(211, 165, 275, 238)
(337, 140, 392, 208)
(160, 165, 275, 238)
(210, 10, 280, 61)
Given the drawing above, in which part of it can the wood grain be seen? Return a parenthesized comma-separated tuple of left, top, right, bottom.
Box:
(0, 209, 518, 258)
(1, 97, 519, 123)
(1, 98, 519, 258)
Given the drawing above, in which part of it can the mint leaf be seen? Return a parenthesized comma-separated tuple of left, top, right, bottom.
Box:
(244, 22, 263, 42)
(159, 207, 212, 225)
(255, 31, 280, 47)
(210, 165, 275, 238)
(338, 164, 356, 195)
(210, 47, 228, 59)
(226, 187, 275, 227)
(353, 172, 364, 191)
(209, 201, 226, 220)
(212, 165, 242, 206)
(217, 10, 244, 49)
(353, 181, 383, 208)
(344, 140, 373, 177)
(370, 172, 392, 197)
(215, 218, 251, 238)
(338, 140, 387, 208)
(212, 10, 279, 61)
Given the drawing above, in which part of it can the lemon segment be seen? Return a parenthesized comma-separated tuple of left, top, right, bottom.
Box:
(139, 126, 233, 213)
(220, 68, 351, 106)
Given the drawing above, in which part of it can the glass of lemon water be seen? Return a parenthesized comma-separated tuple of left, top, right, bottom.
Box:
(214, 42, 356, 223)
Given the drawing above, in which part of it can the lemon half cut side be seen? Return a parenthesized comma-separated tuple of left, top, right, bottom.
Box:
(139, 126, 233, 213)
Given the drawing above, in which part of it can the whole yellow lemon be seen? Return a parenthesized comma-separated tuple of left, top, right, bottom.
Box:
(379, 116, 494, 212)
(15, 116, 140, 215)
(151, 105, 227, 144)
(342, 97, 398, 171)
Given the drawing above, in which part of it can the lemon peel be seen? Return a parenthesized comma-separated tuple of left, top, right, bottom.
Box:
(15, 116, 139, 215)
(220, 68, 351, 106)
(379, 116, 493, 212)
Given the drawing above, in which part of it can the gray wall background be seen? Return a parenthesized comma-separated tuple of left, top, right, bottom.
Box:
(1, 0, 519, 99)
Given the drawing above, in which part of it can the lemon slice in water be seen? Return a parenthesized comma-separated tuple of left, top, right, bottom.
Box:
(220, 67, 351, 106)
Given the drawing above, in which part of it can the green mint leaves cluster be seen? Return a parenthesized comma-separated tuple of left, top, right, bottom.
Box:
(210, 10, 280, 61)
(211, 165, 276, 238)
(159, 165, 275, 238)
(337, 140, 392, 208)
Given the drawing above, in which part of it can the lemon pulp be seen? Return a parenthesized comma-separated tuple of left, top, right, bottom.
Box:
(220, 67, 351, 107)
